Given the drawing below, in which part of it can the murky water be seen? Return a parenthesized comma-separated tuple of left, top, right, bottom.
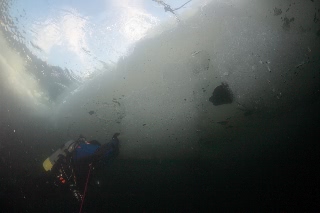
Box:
(0, 0, 320, 211)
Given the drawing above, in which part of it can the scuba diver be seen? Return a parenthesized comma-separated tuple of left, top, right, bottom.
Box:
(42, 133, 120, 203)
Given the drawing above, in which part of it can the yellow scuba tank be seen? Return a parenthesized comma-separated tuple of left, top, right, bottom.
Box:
(42, 140, 77, 171)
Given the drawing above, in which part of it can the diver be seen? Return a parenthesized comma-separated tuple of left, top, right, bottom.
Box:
(42, 133, 120, 202)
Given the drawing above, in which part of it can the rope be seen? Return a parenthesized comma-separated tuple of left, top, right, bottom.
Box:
(79, 163, 93, 213)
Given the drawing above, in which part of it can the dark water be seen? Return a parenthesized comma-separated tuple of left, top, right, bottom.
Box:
(1, 100, 320, 212)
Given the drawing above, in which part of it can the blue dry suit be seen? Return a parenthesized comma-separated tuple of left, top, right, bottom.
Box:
(71, 137, 120, 194)
(50, 134, 120, 202)
(73, 143, 100, 161)
(73, 138, 119, 163)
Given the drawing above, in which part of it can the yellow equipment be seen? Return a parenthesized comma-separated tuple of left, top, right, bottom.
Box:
(42, 140, 77, 171)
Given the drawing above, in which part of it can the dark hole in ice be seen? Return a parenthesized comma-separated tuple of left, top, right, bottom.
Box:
(209, 83, 233, 106)
(88, 110, 95, 115)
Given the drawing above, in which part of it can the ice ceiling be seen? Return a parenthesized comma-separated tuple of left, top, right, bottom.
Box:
(1, 0, 200, 80)
(0, 0, 319, 159)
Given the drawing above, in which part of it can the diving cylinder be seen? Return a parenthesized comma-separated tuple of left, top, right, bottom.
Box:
(43, 140, 76, 171)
